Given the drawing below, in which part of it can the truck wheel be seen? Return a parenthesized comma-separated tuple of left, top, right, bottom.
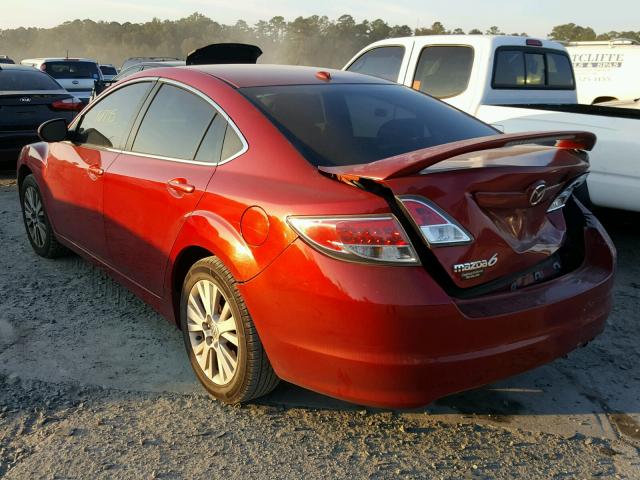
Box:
(20, 174, 69, 258)
(180, 256, 279, 403)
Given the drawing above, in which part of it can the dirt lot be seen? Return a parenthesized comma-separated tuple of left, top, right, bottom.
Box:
(0, 172, 639, 479)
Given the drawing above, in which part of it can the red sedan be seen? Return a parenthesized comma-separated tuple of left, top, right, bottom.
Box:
(17, 65, 615, 408)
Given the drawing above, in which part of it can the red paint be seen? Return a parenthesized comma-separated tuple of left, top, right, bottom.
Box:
(17, 65, 615, 408)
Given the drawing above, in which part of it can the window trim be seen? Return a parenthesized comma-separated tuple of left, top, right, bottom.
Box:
(66, 77, 157, 152)
(67, 76, 248, 166)
(126, 77, 248, 166)
(491, 46, 576, 91)
(345, 45, 406, 82)
(412, 44, 475, 99)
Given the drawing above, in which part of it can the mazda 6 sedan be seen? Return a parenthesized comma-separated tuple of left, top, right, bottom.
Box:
(17, 65, 615, 408)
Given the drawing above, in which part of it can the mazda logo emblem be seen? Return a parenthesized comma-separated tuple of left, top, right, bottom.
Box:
(19, 97, 31, 103)
(529, 182, 547, 206)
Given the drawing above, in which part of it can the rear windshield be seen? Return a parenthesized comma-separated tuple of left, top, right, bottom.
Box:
(0, 69, 62, 91)
(241, 84, 496, 167)
(99, 65, 117, 75)
(493, 48, 575, 89)
(44, 61, 100, 80)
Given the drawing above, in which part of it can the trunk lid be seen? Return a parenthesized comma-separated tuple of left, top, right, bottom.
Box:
(319, 131, 593, 288)
(0, 91, 71, 130)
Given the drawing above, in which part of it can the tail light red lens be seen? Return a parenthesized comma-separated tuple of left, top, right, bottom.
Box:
(400, 197, 472, 246)
(51, 97, 84, 112)
(287, 215, 419, 264)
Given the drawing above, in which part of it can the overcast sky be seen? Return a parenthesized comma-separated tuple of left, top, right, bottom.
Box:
(1, 0, 637, 36)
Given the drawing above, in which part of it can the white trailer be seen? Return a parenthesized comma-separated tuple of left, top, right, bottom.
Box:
(566, 40, 640, 104)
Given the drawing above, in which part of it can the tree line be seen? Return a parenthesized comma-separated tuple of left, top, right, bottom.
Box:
(1, 13, 638, 69)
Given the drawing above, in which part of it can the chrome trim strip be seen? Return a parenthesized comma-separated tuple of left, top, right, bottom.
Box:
(66, 75, 249, 167)
(147, 77, 249, 165)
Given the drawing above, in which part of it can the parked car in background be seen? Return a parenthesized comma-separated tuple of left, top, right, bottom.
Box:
(93, 43, 264, 98)
(99, 64, 118, 81)
(567, 39, 640, 104)
(344, 35, 640, 212)
(0, 64, 82, 167)
(0, 55, 15, 64)
(121, 56, 181, 71)
(17, 64, 614, 408)
(20, 58, 102, 104)
(92, 61, 185, 99)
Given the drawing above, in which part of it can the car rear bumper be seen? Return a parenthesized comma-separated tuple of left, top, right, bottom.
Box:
(239, 204, 616, 408)
(0, 131, 39, 162)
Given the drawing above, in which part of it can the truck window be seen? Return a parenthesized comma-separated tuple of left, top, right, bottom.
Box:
(493, 47, 575, 89)
(412, 46, 474, 99)
(547, 53, 574, 88)
(346, 46, 405, 82)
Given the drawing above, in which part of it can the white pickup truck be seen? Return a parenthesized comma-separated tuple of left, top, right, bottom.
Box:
(344, 35, 640, 212)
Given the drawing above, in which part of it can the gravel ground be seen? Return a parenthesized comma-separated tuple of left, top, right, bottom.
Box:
(0, 172, 639, 479)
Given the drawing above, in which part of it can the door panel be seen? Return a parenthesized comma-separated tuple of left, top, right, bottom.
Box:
(44, 142, 118, 260)
(103, 154, 215, 296)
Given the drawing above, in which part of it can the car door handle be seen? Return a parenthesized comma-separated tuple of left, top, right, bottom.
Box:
(87, 165, 104, 176)
(167, 178, 195, 194)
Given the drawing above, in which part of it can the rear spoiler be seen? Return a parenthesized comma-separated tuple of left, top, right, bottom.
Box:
(318, 131, 596, 182)
(186, 43, 262, 65)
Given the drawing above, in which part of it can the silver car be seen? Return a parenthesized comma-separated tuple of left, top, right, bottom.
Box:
(20, 57, 102, 104)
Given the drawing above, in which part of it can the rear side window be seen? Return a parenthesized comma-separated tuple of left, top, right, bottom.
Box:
(413, 46, 474, 98)
(493, 48, 575, 89)
(346, 46, 405, 82)
(76, 82, 153, 149)
(132, 84, 215, 160)
(44, 61, 100, 80)
(194, 115, 227, 163)
(241, 84, 496, 167)
(0, 69, 62, 91)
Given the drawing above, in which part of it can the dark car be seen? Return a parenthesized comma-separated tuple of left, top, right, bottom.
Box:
(18, 65, 614, 407)
(0, 55, 15, 64)
(0, 64, 83, 166)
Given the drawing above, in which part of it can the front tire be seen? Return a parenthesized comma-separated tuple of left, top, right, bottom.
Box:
(180, 257, 279, 403)
(20, 174, 68, 258)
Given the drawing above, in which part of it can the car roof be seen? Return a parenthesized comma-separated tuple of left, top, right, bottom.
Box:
(185, 64, 392, 88)
(22, 58, 98, 63)
(0, 63, 46, 71)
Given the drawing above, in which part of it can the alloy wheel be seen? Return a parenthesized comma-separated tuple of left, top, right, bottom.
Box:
(23, 186, 47, 248)
(186, 279, 239, 385)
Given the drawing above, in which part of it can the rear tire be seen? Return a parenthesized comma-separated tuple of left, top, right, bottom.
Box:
(180, 256, 279, 403)
(20, 174, 69, 258)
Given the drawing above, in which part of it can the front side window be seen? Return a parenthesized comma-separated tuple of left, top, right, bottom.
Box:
(76, 81, 153, 149)
(346, 46, 405, 82)
(132, 84, 215, 160)
(493, 48, 575, 89)
(241, 84, 496, 167)
(412, 46, 474, 98)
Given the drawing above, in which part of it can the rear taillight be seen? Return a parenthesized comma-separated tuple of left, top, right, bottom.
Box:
(51, 97, 84, 112)
(287, 215, 419, 264)
(547, 174, 588, 212)
(400, 197, 472, 246)
(39, 64, 47, 71)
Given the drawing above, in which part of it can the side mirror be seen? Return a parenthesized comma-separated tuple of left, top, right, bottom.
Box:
(38, 118, 68, 143)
